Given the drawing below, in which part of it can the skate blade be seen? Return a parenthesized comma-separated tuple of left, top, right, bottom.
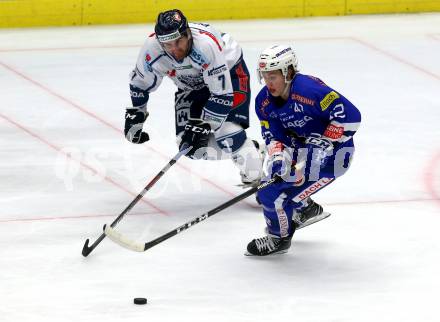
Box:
(244, 249, 289, 256)
(296, 212, 331, 230)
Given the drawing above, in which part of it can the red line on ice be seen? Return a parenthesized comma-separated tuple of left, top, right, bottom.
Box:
(0, 112, 168, 216)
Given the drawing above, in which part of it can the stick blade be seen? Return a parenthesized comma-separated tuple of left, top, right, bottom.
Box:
(81, 239, 91, 257)
(104, 224, 145, 252)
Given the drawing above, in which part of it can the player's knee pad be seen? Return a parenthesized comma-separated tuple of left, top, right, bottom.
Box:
(232, 138, 264, 183)
(214, 122, 247, 154)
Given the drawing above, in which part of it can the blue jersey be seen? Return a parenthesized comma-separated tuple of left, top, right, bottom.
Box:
(255, 73, 361, 168)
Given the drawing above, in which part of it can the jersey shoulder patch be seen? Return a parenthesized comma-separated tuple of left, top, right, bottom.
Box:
(319, 90, 340, 111)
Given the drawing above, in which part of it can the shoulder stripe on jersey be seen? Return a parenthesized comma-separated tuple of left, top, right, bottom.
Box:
(150, 54, 165, 66)
(145, 74, 158, 92)
(342, 122, 361, 131)
(192, 27, 223, 51)
(135, 66, 144, 78)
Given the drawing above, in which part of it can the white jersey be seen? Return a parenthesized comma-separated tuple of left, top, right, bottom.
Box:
(130, 22, 242, 96)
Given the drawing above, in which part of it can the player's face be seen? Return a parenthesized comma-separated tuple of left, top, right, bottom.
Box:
(162, 36, 190, 61)
(262, 70, 287, 97)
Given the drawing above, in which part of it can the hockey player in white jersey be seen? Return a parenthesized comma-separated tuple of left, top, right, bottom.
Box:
(125, 9, 262, 186)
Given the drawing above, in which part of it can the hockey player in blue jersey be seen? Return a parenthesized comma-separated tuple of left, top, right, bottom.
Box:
(246, 45, 361, 256)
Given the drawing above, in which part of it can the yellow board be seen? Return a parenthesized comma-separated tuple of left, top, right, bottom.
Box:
(347, 0, 440, 14)
(0, 0, 82, 27)
(1, 0, 440, 28)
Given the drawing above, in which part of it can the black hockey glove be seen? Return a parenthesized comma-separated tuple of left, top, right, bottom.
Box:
(179, 120, 211, 159)
(124, 107, 149, 144)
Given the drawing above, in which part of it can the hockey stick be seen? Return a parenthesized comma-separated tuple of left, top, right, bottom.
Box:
(103, 176, 283, 252)
(81, 144, 191, 257)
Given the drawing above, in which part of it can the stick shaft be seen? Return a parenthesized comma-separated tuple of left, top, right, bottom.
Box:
(104, 177, 281, 252)
(81, 146, 189, 257)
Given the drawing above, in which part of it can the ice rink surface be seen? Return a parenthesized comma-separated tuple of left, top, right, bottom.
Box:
(1, 13, 440, 322)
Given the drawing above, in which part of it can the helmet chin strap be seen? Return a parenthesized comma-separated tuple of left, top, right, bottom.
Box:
(281, 72, 296, 99)
(281, 79, 292, 100)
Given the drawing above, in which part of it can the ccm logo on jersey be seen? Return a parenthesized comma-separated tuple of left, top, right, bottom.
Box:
(292, 177, 334, 202)
(320, 91, 339, 111)
(208, 96, 233, 106)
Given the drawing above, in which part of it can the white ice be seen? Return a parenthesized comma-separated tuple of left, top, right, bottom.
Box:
(1, 13, 440, 322)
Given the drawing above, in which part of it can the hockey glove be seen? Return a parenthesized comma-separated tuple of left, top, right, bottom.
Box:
(265, 141, 293, 180)
(305, 135, 334, 168)
(124, 106, 149, 144)
(179, 120, 211, 159)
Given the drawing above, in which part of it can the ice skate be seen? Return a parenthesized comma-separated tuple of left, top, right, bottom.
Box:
(245, 233, 292, 256)
(293, 198, 331, 230)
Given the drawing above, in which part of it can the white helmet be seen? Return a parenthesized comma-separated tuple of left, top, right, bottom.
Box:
(257, 45, 298, 83)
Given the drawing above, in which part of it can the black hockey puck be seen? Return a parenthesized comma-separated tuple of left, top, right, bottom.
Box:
(133, 297, 147, 305)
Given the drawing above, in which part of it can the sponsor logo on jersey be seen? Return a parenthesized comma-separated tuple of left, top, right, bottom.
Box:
(292, 177, 334, 202)
(174, 64, 193, 70)
(145, 54, 151, 62)
(207, 64, 227, 76)
(283, 116, 313, 128)
(324, 124, 344, 140)
(177, 74, 205, 89)
(320, 91, 339, 111)
(208, 96, 233, 107)
(189, 48, 209, 68)
(260, 120, 269, 129)
(292, 94, 315, 106)
(130, 91, 145, 98)
(203, 114, 224, 126)
(167, 69, 176, 77)
(277, 209, 289, 237)
(262, 98, 270, 108)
